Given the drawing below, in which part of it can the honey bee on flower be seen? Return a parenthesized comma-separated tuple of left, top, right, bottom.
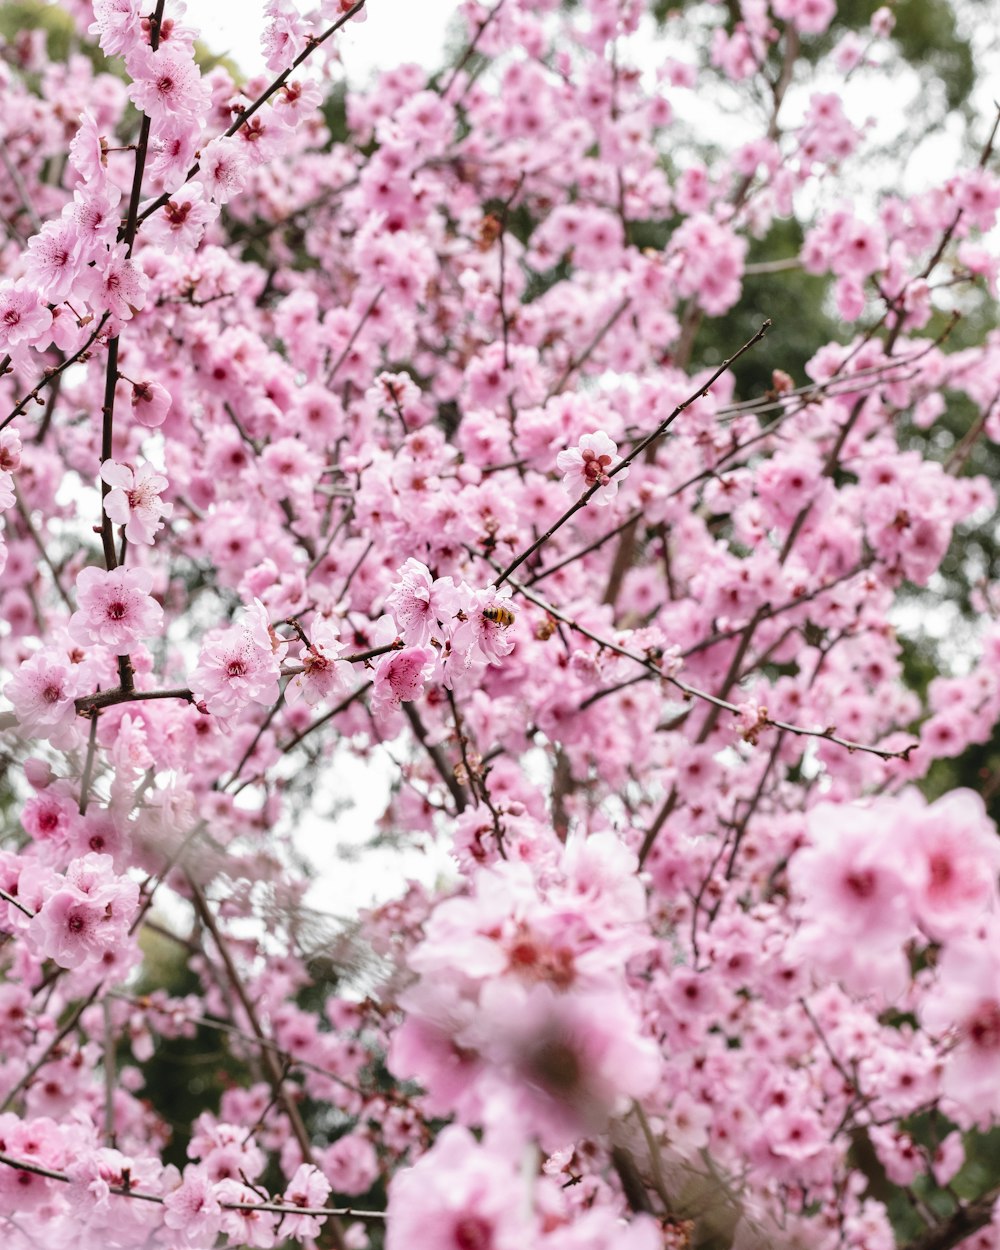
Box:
(482, 603, 515, 629)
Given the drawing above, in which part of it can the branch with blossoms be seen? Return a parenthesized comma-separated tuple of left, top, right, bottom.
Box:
(0, 1151, 386, 1222)
(493, 319, 771, 587)
(502, 571, 917, 762)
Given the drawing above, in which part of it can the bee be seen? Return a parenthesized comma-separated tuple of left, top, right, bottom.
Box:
(482, 603, 516, 629)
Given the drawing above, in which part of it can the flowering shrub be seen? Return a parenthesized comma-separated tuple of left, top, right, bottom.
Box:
(1, 1, 1000, 1248)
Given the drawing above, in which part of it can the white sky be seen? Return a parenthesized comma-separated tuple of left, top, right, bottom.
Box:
(189, 0, 458, 81)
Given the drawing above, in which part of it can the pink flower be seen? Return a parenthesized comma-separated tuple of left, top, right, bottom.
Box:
(450, 587, 517, 669)
(126, 378, 171, 429)
(922, 924, 1000, 1121)
(471, 980, 660, 1141)
(5, 653, 84, 742)
(70, 565, 164, 653)
(371, 646, 435, 714)
(198, 137, 250, 204)
(68, 111, 108, 182)
(163, 1167, 223, 1244)
(191, 601, 284, 718)
(906, 791, 1000, 938)
(147, 119, 199, 189)
(261, 10, 306, 71)
(28, 853, 139, 971)
(790, 802, 912, 944)
(89, 0, 142, 56)
(82, 244, 148, 322)
(319, 1133, 380, 1196)
(127, 44, 208, 124)
(215, 1179, 280, 1249)
(285, 619, 349, 707)
(23, 221, 81, 303)
(281, 1163, 332, 1240)
(556, 432, 627, 505)
(772, 0, 836, 35)
(100, 460, 172, 545)
(144, 185, 219, 253)
(385, 558, 458, 647)
(386, 1125, 533, 1250)
(0, 282, 53, 349)
(0, 429, 21, 473)
(71, 183, 122, 260)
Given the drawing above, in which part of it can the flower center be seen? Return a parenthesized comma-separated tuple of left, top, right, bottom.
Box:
(453, 1217, 493, 1250)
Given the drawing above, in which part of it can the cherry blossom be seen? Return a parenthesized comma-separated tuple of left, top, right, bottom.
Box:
(556, 432, 628, 505)
(100, 459, 171, 545)
(69, 565, 164, 652)
(0, 283, 53, 351)
(191, 600, 284, 717)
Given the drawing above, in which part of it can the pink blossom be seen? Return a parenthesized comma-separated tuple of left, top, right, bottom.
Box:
(320, 1133, 380, 1196)
(285, 618, 350, 707)
(216, 1179, 280, 1248)
(144, 184, 219, 252)
(471, 980, 660, 1141)
(191, 601, 284, 718)
(28, 853, 139, 971)
(0, 429, 21, 474)
(281, 1163, 332, 1239)
(89, 0, 143, 56)
(163, 1167, 223, 1244)
(100, 459, 172, 545)
(198, 136, 250, 203)
(0, 282, 52, 350)
(68, 111, 108, 182)
(5, 652, 84, 742)
(127, 44, 208, 123)
(371, 645, 435, 714)
(385, 558, 459, 647)
(922, 925, 1000, 1121)
(127, 378, 172, 428)
(772, 0, 836, 35)
(82, 244, 148, 322)
(556, 432, 627, 505)
(71, 183, 123, 260)
(906, 791, 1000, 937)
(23, 220, 81, 303)
(70, 565, 164, 652)
(450, 587, 517, 670)
(386, 1125, 534, 1250)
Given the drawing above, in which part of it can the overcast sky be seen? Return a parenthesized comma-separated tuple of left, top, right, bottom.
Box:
(189, 0, 457, 81)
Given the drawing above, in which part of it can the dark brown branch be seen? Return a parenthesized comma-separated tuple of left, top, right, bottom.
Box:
(403, 703, 469, 813)
(75, 686, 196, 716)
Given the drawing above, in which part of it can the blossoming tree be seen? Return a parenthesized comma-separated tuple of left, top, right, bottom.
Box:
(2, 0, 1000, 1247)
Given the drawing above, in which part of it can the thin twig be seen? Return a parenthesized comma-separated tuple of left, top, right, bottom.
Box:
(493, 321, 771, 588)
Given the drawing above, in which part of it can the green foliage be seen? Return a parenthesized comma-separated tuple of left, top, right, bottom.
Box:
(0, 1, 117, 74)
(0, 2, 239, 82)
(691, 220, 835, 395)
(134, 925, 253, 1168)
